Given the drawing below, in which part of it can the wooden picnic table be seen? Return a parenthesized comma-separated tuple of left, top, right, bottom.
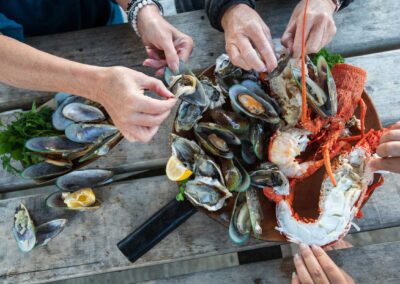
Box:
(1, 0, 400, 283)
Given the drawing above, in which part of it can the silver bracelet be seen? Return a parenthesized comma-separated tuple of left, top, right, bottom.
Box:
(127, 0, 164, 38)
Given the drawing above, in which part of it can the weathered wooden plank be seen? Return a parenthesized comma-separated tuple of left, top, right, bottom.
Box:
(1, 0, 400, 111)
(1, 171, 399, 283)
(1, 49, 400, 191)
(143, 241, 400, 284)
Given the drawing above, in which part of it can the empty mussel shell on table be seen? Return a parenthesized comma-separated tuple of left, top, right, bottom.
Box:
(65, 123, 118, 144)
(52, 96, 86, 130)
(56, 169, 114, 191)
(62, 102, 105, 123)
(21, 162, 71, 180)
(78, 132, 122, 163)
(35, 219, 67, 247)
(13, 203, 36, 252)
(25, 136, 87, 156)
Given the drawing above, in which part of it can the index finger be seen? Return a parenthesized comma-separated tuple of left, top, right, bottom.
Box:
(311, 245, 347, 283)
(249, 26, 277, 72)
(135, 95, 176, 115)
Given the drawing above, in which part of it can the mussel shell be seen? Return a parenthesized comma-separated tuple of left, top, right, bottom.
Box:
(246, 187, 263, 238)
(164, 60, 189, 86)
(45, 191, 101, 211)
(25, 136, 87, 155)
(78, 132, 122, 163)
(62, 102, 105, 123)
(292, 68, 330, 118)
(170, 75, 209, 107)
(54, 93, 72, 106)
(56, 169, 114, 191)
(194, 155, 225, 185)
(200, 78, 225, 109)
(171, 134, 203, 170)
(220, 158, 250, 192)
(228, 193, 250, 245)
(229, 84, 280, 124)
(13, 203, 36, 252)
(35, 219, 67, 247)
(21, 162, 71, 180)
(184, 176, 232, 211)
(240, 141, 258, 166)
(65, 123, 118, 144)
(241, 80, 281, 115)
(52, 96, 86, 130)
(175, 101, 206, 132)
(194, 122, 241, 159)
(250, 166, 289, 196)
(317, 56, 338, 116)
(250, 123, 269, 161)
(210, 109, 249, 136)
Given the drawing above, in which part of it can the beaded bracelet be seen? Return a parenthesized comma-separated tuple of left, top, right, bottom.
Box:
(127, 0, 164, 38)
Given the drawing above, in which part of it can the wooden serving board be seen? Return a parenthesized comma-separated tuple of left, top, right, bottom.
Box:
(174, 65, 383, 242)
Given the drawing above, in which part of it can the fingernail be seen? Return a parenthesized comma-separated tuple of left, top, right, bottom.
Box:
(292, 272, 297, 279)
(299, 243, 308, 251)
(311, 244, 321, 252)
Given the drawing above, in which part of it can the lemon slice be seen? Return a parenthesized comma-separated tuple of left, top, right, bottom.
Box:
(166, 155, 192, 181)
(62, 188, 96, 208)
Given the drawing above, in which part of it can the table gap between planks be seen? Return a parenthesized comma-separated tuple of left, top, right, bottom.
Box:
(0, 0, 400, 283)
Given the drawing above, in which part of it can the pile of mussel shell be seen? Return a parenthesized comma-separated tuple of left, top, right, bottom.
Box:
(21, 93, 122, 183)
(166, 54, 336, 244)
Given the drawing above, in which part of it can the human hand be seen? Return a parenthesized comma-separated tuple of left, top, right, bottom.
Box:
(221, 4, 277, 73)
(369, 122, 400, 173)
(292, 244, 354, 284)
(139, 5, 193, 76)
(281, 0, 337, 59)
(95, 66, 176, 142)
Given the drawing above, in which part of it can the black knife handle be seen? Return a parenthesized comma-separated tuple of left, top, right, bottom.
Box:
(117, 199, 197, 263)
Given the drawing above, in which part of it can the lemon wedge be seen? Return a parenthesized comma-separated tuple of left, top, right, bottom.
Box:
(166, 155, 192, 181)
(62, 188, 96, 208)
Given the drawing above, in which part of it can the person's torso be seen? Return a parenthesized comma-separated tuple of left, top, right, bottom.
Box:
(0, 0, 112, 37)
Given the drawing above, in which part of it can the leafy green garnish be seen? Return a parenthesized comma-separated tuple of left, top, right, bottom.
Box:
(311, 48, 345, 69)
(176, 178, 189, 201)
(0, 102, 62, 174)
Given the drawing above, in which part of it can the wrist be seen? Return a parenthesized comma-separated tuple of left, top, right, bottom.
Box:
(322, 0, 337, 14)
(137, 5, 162, 35)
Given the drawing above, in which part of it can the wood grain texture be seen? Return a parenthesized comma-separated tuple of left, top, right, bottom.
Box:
(0, 172, 399, 283)
(143, 241, 400, 284)
(1, 0, 400, 111)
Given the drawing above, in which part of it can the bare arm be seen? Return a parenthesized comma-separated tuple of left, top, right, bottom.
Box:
(0, 35, 177, 143)
(0, 35, 102, 101)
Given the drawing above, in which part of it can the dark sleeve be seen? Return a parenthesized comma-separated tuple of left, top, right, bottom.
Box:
(205, 0, 256, 32)
(338, 0, 354, 10)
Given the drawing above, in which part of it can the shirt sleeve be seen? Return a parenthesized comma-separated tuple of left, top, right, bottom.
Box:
(0, 12, 24, 41)
(338, 0, 354, 11)
(205, 0, 256, 32)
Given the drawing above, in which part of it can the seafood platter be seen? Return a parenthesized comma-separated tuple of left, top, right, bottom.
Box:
(164, 52, 386, 247)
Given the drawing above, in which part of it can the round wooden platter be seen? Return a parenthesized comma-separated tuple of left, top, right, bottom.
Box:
(32, 97, 123, 184)
(172, 66, 383, 242)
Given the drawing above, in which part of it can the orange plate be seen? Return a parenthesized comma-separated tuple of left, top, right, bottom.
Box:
(173, 66, 383, 242)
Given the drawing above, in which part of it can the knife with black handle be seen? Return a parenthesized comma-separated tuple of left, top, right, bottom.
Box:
(117, 199, 197, 263)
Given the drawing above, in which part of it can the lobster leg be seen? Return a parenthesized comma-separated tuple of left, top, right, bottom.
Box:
(359, 98, 367, 139)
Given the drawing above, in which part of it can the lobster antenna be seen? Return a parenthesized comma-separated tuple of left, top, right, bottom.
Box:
(300, 0, 309, 124)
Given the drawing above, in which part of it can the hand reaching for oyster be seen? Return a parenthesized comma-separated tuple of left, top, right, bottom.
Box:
(95, 67, 177, 142)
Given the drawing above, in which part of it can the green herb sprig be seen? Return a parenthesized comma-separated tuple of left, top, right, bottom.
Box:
(0, 103, 62, 174)
(176, 178, 189, 201)
(312, 48, 345, 69)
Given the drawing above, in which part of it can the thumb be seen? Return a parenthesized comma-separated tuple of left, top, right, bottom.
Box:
(161, 37, 180, 73)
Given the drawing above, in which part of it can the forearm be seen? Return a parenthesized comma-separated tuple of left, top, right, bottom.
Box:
(0, 35, 104, 101)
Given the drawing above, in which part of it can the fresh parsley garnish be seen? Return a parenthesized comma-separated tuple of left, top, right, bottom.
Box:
(176, 178, 189, 201)
(0, 102, 62, 174)
(312, 48, 345, 69)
